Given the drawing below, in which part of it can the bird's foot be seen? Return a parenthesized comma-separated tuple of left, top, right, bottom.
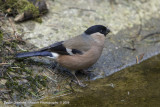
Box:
(71, 80, 87, 87)
(78, 82, 88, 87)
(71, 71, 88, 87)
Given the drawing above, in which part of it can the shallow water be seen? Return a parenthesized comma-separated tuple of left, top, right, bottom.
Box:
(33, 53, 160, 107)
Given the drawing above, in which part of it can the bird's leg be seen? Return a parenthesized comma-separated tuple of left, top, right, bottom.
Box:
(70, 71, 86, 87)
(81, 70, 92, 75)
(72, 71, 81, 85)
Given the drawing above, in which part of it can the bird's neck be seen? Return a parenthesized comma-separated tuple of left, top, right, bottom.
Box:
(91, 32, 105, 47)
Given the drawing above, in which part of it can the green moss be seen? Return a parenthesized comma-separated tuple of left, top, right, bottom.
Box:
(35, 75, 48, 87)
(0, 30, 3, 43)
(0, 0, 18, 15)
(0, 14, 48, 101)
(17, 0, 39, 17)
(5, 80, 18, 90)
(0, 0, 39, 18)
(2, 59, 48, 99)
(34, 17, 43, 23)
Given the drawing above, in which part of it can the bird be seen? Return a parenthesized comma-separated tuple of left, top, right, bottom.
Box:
(16, 25, 110, 86)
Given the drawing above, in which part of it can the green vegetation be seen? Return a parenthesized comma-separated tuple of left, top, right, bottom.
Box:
(0, 30, 3, 45)
(0, 29, 48, 101)
(0, 0, 40, 19)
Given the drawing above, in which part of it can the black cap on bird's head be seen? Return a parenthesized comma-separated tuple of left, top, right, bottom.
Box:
(85, 25, 110, 36)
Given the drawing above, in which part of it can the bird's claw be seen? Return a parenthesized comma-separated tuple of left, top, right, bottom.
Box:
(78, 82, 88, 87)
(71, 80, 87, 87)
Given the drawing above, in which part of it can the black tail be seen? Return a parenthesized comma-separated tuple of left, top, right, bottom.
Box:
(16, 51, 53, 58)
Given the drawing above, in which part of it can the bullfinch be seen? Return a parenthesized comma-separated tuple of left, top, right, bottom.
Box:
(16, 25, 110, 86)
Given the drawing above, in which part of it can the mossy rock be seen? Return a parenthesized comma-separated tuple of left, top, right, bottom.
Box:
(0, 0, 48, 22)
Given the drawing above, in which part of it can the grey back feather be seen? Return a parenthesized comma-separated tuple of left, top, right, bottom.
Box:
(63, 33, 92, 52)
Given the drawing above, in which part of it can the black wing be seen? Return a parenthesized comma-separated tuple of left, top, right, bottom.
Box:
(39, 41, 83, 55)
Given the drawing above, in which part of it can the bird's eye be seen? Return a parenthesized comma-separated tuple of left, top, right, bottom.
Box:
(100, 30, 103, 32)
